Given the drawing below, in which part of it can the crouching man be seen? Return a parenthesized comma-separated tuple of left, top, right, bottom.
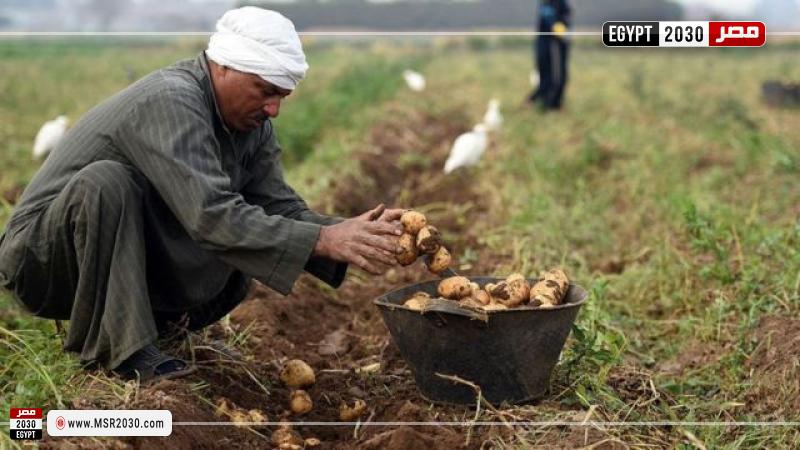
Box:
(0, 7, 403, 381)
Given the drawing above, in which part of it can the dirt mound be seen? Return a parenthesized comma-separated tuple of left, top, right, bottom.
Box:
(745, 315, 800, 418)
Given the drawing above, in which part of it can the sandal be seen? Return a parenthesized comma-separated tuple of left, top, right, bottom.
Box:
(114, 344, 196, 382)
(203, 339, 243, 361)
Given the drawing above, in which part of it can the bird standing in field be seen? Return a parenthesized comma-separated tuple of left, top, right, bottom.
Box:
(443, 124, 488, 174)
(402, 69, 426, 92)
(529, 70, 540, 89)
(32, 115, 69, 160)
(482, 98, 503, 132)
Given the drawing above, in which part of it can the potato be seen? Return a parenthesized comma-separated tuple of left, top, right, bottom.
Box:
(400, 210, 427, 235)
(416, 291, 432, 300)
(339, 399, 367, 421)
(416, 225, 442, 254)
(403, 292, 430, 311)
(529, 268, 569, 306)
(487, 281, 511, 302)
(437, 276, 473, 300)
(505, 273, 531, 307)
(289, 390, 313, 415)
(216, 398, 267, 425)
(473, 289, 491, 305)
(486, 278, 528, 308)
(271, 425, 303, 447)
(405, 291, 430, 302)
(248, 409, 267, 423)
(426, 246, 451, 274)
(395, 233, 419, 266)
(280, 359, 316, 388)
(214, 398, 233, 418)
(506, 273, 525, 284)
(228, 410, 251, 427)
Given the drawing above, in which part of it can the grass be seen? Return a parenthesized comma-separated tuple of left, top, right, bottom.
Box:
(2, 37, 800, 448)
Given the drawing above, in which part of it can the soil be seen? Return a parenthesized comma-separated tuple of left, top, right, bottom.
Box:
(45, 106, 606, 449)
(657, 341, 725, 376)
(744, 315, 800, 418)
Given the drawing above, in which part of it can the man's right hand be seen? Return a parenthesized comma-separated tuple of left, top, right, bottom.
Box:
(313, 204, 403, 275)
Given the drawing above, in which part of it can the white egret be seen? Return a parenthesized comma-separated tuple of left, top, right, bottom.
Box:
(33, 115, 69, 160)
(402, 69, 426, 92)
(529, 70, 540, 88)
(443, 124, 488, 174)
(482, 98, 503, 131)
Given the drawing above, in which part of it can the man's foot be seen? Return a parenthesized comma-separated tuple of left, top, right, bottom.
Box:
(114, 344, 195, 382)
(203, 339, 243, 361)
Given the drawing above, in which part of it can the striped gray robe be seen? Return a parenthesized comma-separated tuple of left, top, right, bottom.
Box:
(0, 53, 346, 369)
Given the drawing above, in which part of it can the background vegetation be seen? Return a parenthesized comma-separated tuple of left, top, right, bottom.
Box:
(1, 37, 799, 448)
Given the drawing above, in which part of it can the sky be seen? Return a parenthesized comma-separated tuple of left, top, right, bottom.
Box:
(671, 0, 800, 17)
(674, 0, 758, 15)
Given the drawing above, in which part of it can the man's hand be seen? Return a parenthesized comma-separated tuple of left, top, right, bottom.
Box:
(314, 204, 404, 275)
(368, 204, 405, 224)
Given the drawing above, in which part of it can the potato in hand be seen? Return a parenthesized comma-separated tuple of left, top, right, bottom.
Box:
(400, 210, 427, 235)
(425, 246, 452, 274)
(416, 225, 442, 254)
(393, 210, 453, 275)
(395, 232, 419, 266)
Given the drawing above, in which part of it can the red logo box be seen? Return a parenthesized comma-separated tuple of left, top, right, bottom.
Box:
(10, 408, 43, 419)
(709, 21, 766, 47)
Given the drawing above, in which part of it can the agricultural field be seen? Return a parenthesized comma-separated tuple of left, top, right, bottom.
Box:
(1, 36, 799, 448)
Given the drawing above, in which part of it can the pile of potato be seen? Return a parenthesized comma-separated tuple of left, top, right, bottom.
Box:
(280, 359, 316, 415)
(403, 268, 570, 311)
(278, 358, 368, 420)
(267, 358, 371, 448)
(395, 210, 452, 274)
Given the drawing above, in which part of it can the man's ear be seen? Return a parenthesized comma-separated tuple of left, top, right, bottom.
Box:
(210, 60, 229, 80)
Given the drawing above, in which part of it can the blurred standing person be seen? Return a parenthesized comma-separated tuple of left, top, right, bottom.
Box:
(527, 0, 572, 110)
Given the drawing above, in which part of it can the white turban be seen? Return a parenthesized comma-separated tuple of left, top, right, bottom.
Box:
(206, 7, 308, 91)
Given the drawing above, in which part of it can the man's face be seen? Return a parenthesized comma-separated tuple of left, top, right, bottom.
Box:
(212, 65, 292, 132)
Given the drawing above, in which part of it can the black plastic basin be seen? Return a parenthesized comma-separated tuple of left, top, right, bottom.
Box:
(375, 276, 588, 405)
